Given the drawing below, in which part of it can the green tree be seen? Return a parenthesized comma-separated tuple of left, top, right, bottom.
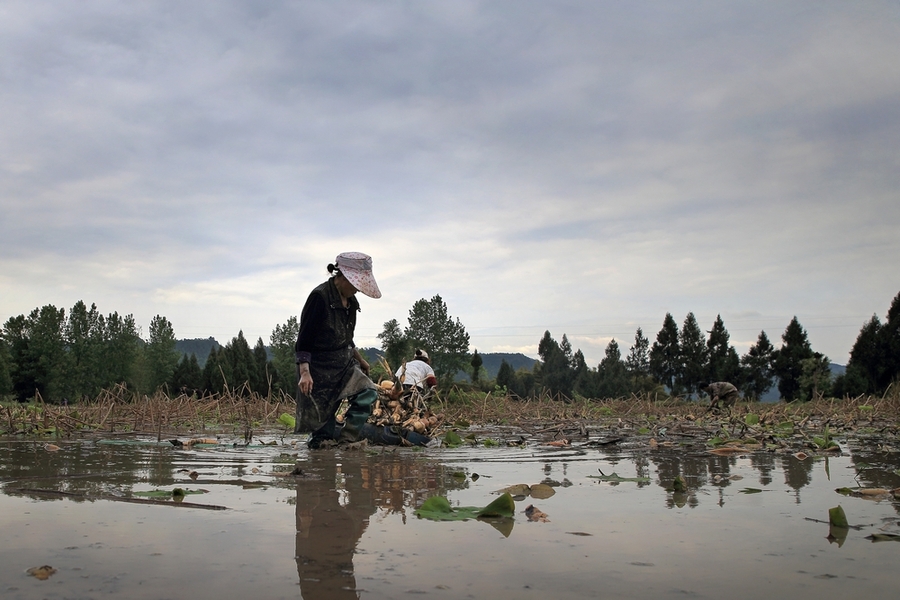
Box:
(4, 314, 34, 401)
(560, 334, 575, 368)
(572, 349, 599, 398)
(677, 313, 707, 396)
(496, 359, 516, 394)
(378, 318, 410, 374)
(0, 329, 12, 397)
(625, 327, 650, 377)
(798, 353, 832, 400)
(706, 315, 741, 385)
(102, 312, 141, 390)
(65, 301, 105, 399)
(470, 349, 483, 384)
(202, 346, 232, 394)
(252, 337, 272, 395)
(172, 353, 203, 395)
(571, 349, 590, 393)
(5, 306, 70, 402)
(740, 331, 775, 400)
(596, 339, 630, 398)
(836, 315, 881, 396)
(536, 331, 573, 398)
(146, 315, 178, 392)
(773, 317, 813, 401)
(224, 331, 257, 396)
(649, 314, 680, 394)
(404, 295, 470, 385)
(270, 316, 299, 395)
(880, 291, 900, 391)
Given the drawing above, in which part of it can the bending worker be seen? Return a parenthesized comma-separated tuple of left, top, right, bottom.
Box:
(294, 252, 381, 449)
(699, 381, 740, 411)
(395, 348, 438, 390)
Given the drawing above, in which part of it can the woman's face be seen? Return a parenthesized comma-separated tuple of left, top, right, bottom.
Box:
(336, 274, 358, 297)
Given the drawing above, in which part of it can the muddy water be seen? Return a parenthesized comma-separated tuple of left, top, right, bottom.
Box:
(1, 433, 898, 599)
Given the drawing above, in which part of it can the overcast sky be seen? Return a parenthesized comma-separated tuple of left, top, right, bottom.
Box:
(2, 0, 898, 366)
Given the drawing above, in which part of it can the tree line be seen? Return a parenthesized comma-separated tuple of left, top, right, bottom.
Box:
(0, 301, 299, 403)
(494, 291, 900, 401)
(2, 291, 897, 403)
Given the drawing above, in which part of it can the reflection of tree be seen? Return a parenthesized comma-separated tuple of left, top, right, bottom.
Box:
(781, 454, 814, 502)
(1, 440, 177, 501)
(295, 452, 466, 599)
(749, 453, 776, 486)
(653, 453, 710, 508)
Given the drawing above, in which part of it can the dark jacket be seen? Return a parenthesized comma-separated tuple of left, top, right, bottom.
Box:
(293, 278, 373, 432)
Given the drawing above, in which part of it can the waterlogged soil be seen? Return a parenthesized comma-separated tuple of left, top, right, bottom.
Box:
(1, 424, 899, 600)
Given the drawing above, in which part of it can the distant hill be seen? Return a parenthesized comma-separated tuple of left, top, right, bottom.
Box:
(477, 353, 538, 379)
(358, 348, 537, 381)
(176, 338, 221, 367)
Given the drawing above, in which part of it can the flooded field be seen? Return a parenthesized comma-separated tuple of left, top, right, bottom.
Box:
(2, 429, 899, 600)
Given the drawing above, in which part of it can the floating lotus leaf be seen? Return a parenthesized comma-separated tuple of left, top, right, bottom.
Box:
(416, 493, 516, 521)
(828, 505, 849, 528)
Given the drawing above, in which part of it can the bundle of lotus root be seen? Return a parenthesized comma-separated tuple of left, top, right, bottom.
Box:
(370, 378, 442, 436)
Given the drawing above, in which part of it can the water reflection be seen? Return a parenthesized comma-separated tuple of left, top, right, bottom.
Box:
(1, 436, 899, 600)
(294, 451, 468, 598)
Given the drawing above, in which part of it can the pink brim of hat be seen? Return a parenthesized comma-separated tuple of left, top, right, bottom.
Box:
(335, 252, 382, 299)
(342, 267, 382, 298)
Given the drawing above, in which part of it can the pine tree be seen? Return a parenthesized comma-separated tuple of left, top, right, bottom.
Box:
(65, 301, 104, 399)
(649, 314, 680, 394)
(773, 317, 813, 401)
(225, 331, 257, 396)
(625, 327, 650, 377)
(840, 315, 882, 395)
(597, 339, 630, 398)
(740, 331, 775, 399)
(496, 359, 515, 393)
(877, 291, 900, 391)
(0, 333, 11, 397)
(537, 331, 573, 398)
(103, 312, 141, 390)
(172, 353, 203, 395)
(470, 349, 483, 384)
(270, 316, 299, 394)
(253, 337, 271, 395)
(146, 315, 179, 393)
(677, 313, 707, 396)
(26, 306, 70, 402)
(706, 315, 741, 384)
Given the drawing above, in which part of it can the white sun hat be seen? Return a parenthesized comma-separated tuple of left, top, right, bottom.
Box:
(335, 252, 382, 299)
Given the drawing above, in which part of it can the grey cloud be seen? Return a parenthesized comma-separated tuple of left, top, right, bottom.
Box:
(2, 1, 898, 363)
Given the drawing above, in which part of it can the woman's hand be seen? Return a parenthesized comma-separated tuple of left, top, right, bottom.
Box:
(353, 349, 370, 375)
(298, 363, 313, 395)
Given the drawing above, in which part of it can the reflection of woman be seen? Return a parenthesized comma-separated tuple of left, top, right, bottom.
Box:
(295, 454, 374, 600)
(295, 252, 381, 448)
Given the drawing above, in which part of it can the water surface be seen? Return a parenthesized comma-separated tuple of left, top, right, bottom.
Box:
(1, 433, 898, 599)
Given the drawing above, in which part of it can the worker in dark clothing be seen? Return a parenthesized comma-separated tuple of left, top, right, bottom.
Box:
(295, 252, 381, 448)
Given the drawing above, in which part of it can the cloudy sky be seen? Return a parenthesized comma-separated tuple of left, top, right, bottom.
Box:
(2, 0, 898, 366)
